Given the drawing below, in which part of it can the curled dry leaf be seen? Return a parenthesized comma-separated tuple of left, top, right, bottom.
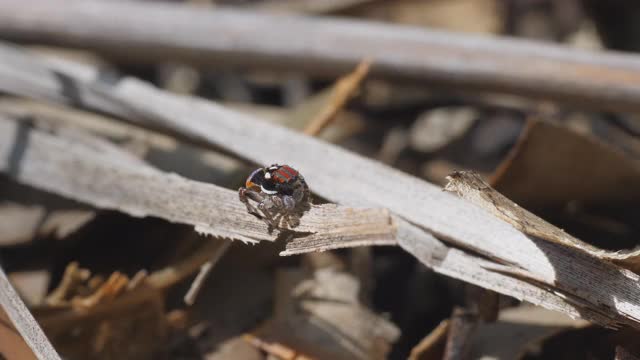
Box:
(492, 119, 640, 209)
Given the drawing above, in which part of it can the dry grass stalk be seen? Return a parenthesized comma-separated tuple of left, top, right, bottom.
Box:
(303, 59, 371, 136)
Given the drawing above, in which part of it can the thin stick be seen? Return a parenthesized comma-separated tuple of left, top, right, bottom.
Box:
(183, 240, 232, 305)
(303, 59, 371, 136)
(3, 1, 640, 111)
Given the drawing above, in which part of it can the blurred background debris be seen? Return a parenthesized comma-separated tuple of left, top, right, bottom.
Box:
(1, 1, 640, 359)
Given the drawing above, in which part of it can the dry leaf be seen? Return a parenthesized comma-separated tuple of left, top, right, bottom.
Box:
(492, 119, 640, 209)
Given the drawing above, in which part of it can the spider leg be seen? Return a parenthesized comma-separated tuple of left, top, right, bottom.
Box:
(279, 195, 301, 229)
(258, 197, 280, 231)
(285, 214, 301, 228)
(239, 188, 265, 219)
(268, 196, 289, 229)
(239, 187, 266, 203)
(271, 212, 286, 229)
(240, 190, 305, 231)
(282, 195, 296, 212)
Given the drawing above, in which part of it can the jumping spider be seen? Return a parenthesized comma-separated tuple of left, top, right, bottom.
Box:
(238, 164, 311, 232)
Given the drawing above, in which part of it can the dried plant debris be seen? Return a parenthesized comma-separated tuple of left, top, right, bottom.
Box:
(252, 268, 400, 360)
(492, 119, 640, 210)
(468, 305, 589, 359)
(281, 61, 368, 142)
(408, 319, 449, 360)
(462, 119, 640, 271)
(492, 118, 640, 253)
(0, 115, 396, 246)
(345, 0, 502, 33)
(39, 262, 150, 311)
(0, 201, 94, 247)
(35, 284, 167, 360)
(3, 3, 640, 358)
(302, 59, 371, 136)
(4, 42, 640, 331)
(409, 107, 477, 153)
(446, 170, 640, 271)
(0, 176, 95, 250)
(34, 240, 226, 360)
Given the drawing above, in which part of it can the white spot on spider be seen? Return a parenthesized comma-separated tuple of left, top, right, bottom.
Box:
(261, 185, 278, 194)
(269, 165, 279, 171)
(264, 172, 271, 179)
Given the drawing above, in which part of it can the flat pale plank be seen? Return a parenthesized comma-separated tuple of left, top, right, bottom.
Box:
(1, 45, 640, 328)
(0, 116, 396, 246)
(3, 1, 640, 111)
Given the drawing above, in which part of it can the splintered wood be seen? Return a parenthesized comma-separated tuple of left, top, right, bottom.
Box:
(0, 116, 396, 247)
(447, 169, 640, 270)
